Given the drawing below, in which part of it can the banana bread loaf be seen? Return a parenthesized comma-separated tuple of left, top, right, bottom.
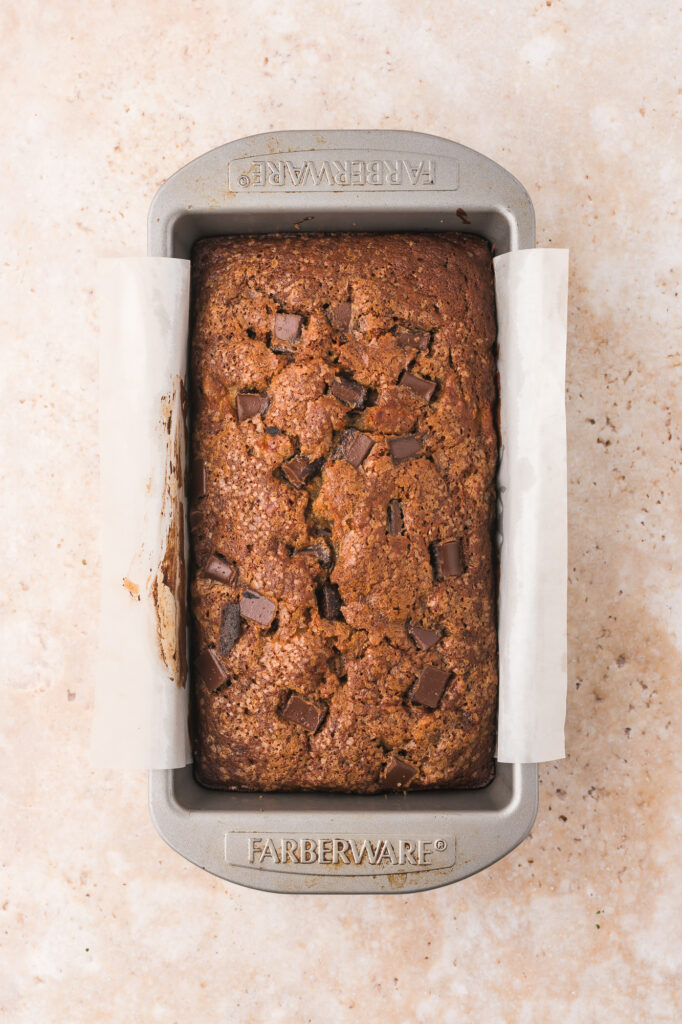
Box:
(189, 232, 498, 792)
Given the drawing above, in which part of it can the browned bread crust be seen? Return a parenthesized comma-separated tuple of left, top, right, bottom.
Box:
(189, 232, 498, 792)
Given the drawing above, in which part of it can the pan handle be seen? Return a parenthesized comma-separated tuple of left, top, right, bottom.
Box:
(148, 130, 535, 257)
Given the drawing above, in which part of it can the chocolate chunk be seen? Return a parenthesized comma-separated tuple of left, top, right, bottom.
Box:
(387, 499, 403, 536)
(384, 755, 418, 789)
(196, 648, 228, 692)
(407, 622, 442, 650)
(273, 313, 302, 343)
(203, 554, 237, 585)
(330, 302, 352, 331)
(281, 455, 320, 488)
(340, 430, 374, 468)
(188, 508, 203, 530)
(411, 666, 450, 709)
(396, 329, 430, 351)
(236, 393, 268, 422)
(240, 589, 277, 627)
(218, 603, 241, 657)
(389, 435, 423, 462)
(191, 458, 207, 500)
(281, 693, 327, 733)
(297, 540, 334, 570)
(400, 371, 437, 402)
(330, 376, 367, 409)
(265, 425, 282, 436)
(432, 539, 464, 579)
(317, 581, 342, 620)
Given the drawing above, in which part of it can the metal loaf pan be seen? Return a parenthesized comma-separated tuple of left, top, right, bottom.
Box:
(148, 130, 538, 894)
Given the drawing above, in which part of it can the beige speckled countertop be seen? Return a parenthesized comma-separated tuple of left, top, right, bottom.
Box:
(1, 2, 680, 1021)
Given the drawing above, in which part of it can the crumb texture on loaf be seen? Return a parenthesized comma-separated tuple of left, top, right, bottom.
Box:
(189, 232, 498, 792)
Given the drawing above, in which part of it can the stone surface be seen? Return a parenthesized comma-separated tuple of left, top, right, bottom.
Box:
(0, 2, 680, 1022)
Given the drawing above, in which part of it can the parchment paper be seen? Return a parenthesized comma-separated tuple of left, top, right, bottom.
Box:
(495, 249, 569, 763)
(91, 258, 192, 769)
(92, 249, 568, 769)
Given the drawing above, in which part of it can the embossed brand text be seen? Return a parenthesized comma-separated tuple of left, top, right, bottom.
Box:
(247, 836, 443, 867)
(238, 158, 437, 189)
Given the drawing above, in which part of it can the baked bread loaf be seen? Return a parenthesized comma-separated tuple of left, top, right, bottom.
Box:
(189, 232, 498, 792)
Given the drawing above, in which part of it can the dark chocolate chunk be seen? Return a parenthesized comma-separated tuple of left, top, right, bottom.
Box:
(432, 539, 464, 579)
(265, 425, 282, 436)
(387, 499, 403, 536)
(281, 693, 327, 733)
(330, 376, 367, 409)
(236, 393, 268, 422)
(196, 648, 228, 692)
(330, 302, 352, 331)
(407, 622, 442, 650)
(240, 589, 277, 627)
(203, 554, 237, 585)
(317, 581, 342, 620)
(389, 435, 423, 462)
(297, 540, 334, 570)
(191, 458, 207, 500)
(188, 508, 203, 530)
(273, 312, 302, 343)
(396, 328, 430, 351)
(340, 430, 374, 468)
(411, 666, 450, 709)
(400, 371, 437, 402)
(281, 455, 320, 488)
(218, 602, 241, 657)
(384, 755, 418, 789)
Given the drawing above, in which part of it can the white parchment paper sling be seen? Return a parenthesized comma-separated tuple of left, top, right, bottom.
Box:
(92, 249, 568, 770)
(495, 249, 569, 763)
(92, 258, 192, 769)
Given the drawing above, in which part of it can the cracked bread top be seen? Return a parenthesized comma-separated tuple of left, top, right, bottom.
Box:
(189, 232, 498, 792)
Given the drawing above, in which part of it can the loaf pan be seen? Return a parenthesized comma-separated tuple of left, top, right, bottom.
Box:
(148, 130, 538, 894)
